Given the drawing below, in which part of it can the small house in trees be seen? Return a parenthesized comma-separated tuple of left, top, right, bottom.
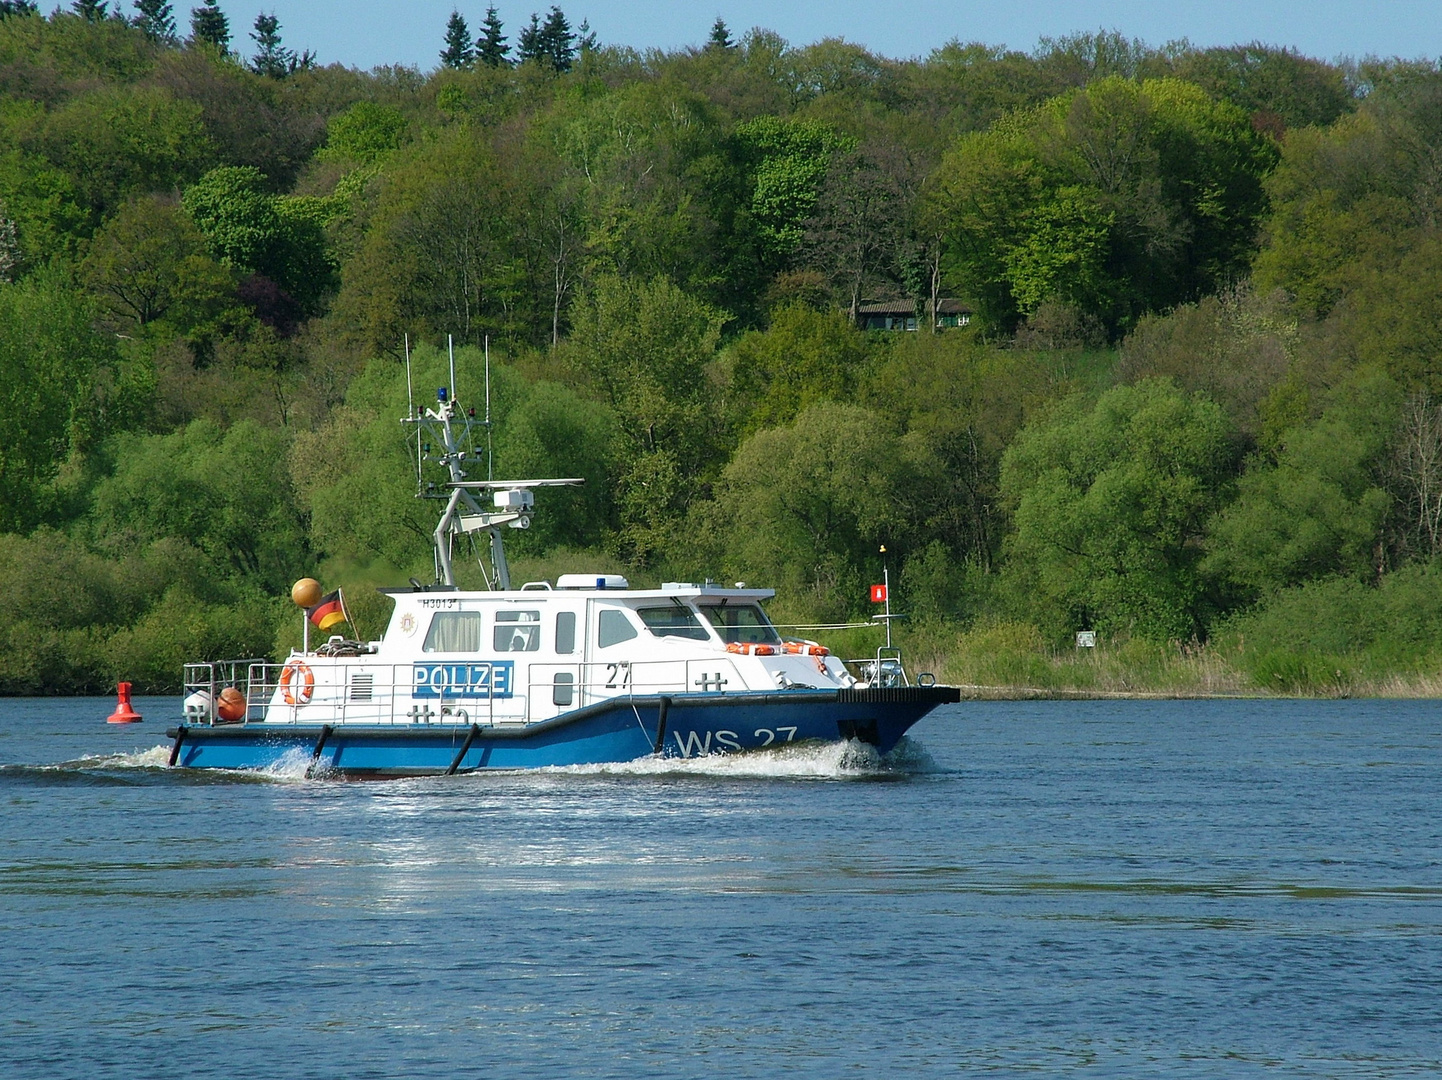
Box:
(857, 298, 972, 331)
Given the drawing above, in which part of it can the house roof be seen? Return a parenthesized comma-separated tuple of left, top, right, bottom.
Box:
(857, 298, 972, 316)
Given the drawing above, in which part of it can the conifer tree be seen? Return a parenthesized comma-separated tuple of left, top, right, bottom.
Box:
(133, 0, 175, 40)
(71, 0, 107, 20)
(440, 10, 473, 68)
(707, 17, 733, 50)
(576, 17, 596, 55)
(0, 0, 38, 16)
(476, 5, 509, 66)
(189, 0, 228, 50)
(516, 11, 542, 65)
(535, 6, 574, 72)
(515, 12, 542, 65)
(250, 11, 292, 77)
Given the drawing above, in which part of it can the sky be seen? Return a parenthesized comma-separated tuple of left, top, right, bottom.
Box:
(205, 1, 1442, 72)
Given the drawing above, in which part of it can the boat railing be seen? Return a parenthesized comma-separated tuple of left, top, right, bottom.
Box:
(182, 660, 271, 724)
(182, 653, 849, 727)
(841, 647, 910, 688)
(234, 660, 506, 728)
(528, 658, 749, 714)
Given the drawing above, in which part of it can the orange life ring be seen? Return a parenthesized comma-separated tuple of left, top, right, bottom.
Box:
(783, 641, 830, 656)
(280, 660, 315, 705)
(726, 642, 776, 656)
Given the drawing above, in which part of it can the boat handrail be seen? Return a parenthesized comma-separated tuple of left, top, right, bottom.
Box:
(841, 648, 910, 688)
(178, 655, 826, 727)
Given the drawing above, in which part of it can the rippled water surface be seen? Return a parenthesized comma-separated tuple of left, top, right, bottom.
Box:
(3, 697, 1441, 1078)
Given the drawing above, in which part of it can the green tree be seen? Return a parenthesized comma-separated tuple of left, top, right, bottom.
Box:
(249, 11, 290, 76)
(928, 77, 1277, 334)
(798, 141, 920, 321)
(726, 304, 871, 433)
(564, 275, 726, 563)
(575, 17, 595, 55)
(735, 115, 852, 268)
(38, 84, 213, 222)
(515, 12, 542, 65)
(707, 17, 732, 50)
(705, 402, 926, 620)
(182, 165, 332, 310)
(188, 0, 228, 50)
(1339, 235, 1442, 395)
(0, 149, 87, 268)
(1170, 45, 1353, 134)
(132, 0, 174, 41)
(1117, 285, 1297, 438)
(1000, 379, 1236, 639)
(1206, 374, 1400, 595)
(72, 0, 107, 20)
(293, 346, 613, 574)
(476, 6, 508, 66)
(552, 81, 722, 291)
(182, 164, 280, 268)
(538, 6, 574, 72)
(319, 101, 408, 165)
(866, 333, 1050, 572)
(492, 380, 616, 552)
(1253, 75, 1442, 321)
(91, 418, 309, 591)
(333, 129, 511, 348)
(440, 10, 473, 68)
(0, 275, 120, 532)
(80, 194, 236, 333)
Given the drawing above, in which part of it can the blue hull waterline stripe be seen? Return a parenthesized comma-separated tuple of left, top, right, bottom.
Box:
(166, 686, 960, 776)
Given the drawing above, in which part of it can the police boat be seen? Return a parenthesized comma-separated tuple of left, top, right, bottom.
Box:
(167, 381, 960, 777)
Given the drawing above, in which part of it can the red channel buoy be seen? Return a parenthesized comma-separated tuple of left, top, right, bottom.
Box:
(106, 682, 142, 724)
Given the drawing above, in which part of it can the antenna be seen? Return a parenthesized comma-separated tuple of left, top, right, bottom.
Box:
(484, 335, 493, 481)
(404, 333, 413, 415)
(447, 334, 457, 405)
(405, 335, 421, 489)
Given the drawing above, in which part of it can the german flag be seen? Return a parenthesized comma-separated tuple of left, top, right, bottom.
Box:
(306, 590, 346, 631)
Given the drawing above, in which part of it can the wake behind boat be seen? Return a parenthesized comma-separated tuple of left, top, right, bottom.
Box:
(167, 358, 959, 777)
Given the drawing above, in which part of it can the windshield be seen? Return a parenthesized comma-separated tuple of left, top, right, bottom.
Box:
(637, 605, 712, 641)
(699, 603, 780, 646)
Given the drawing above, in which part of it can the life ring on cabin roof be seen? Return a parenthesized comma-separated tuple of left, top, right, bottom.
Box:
(783, 641, 830, 657)
(726, 642, 776, 656)
(280, 660, 315, 705)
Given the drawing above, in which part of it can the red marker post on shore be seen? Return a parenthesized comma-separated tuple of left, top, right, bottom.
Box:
(872, 545, 894, 649)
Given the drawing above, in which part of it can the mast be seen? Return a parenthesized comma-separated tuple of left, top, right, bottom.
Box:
(402, 378, 581, 590)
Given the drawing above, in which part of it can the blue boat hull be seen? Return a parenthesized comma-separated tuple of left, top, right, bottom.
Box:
(164, 686, 960, 777)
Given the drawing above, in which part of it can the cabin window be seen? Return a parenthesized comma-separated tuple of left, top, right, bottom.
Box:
(552, 672, 574, 706)
(637, 605, 711, 641)
(699, 604, 780, 646)
(555, 611, 577, 654)
(597, 609, 638, 648)
(494, 610, 541, 652)
(423, 611, 486, 652)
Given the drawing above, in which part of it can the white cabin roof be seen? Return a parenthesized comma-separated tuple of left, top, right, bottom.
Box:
(378, 582, 776, 603)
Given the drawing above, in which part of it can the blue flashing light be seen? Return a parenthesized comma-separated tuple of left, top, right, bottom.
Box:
(437, 387, 448, 402)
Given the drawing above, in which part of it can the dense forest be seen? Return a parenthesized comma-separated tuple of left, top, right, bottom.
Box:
(3, 2, 1442, 694)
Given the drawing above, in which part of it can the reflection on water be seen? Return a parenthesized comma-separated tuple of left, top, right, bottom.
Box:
(1, 697, 1441, 1078)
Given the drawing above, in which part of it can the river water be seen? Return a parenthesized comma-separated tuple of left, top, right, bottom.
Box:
(1, 696, 1440, 1078)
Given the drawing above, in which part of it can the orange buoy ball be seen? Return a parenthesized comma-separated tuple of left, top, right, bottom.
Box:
(291, 577, 322, 608)
(216, 686, 247, 723)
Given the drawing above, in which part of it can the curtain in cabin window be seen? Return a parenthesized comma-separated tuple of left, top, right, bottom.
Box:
(422, 612, 486, 652)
